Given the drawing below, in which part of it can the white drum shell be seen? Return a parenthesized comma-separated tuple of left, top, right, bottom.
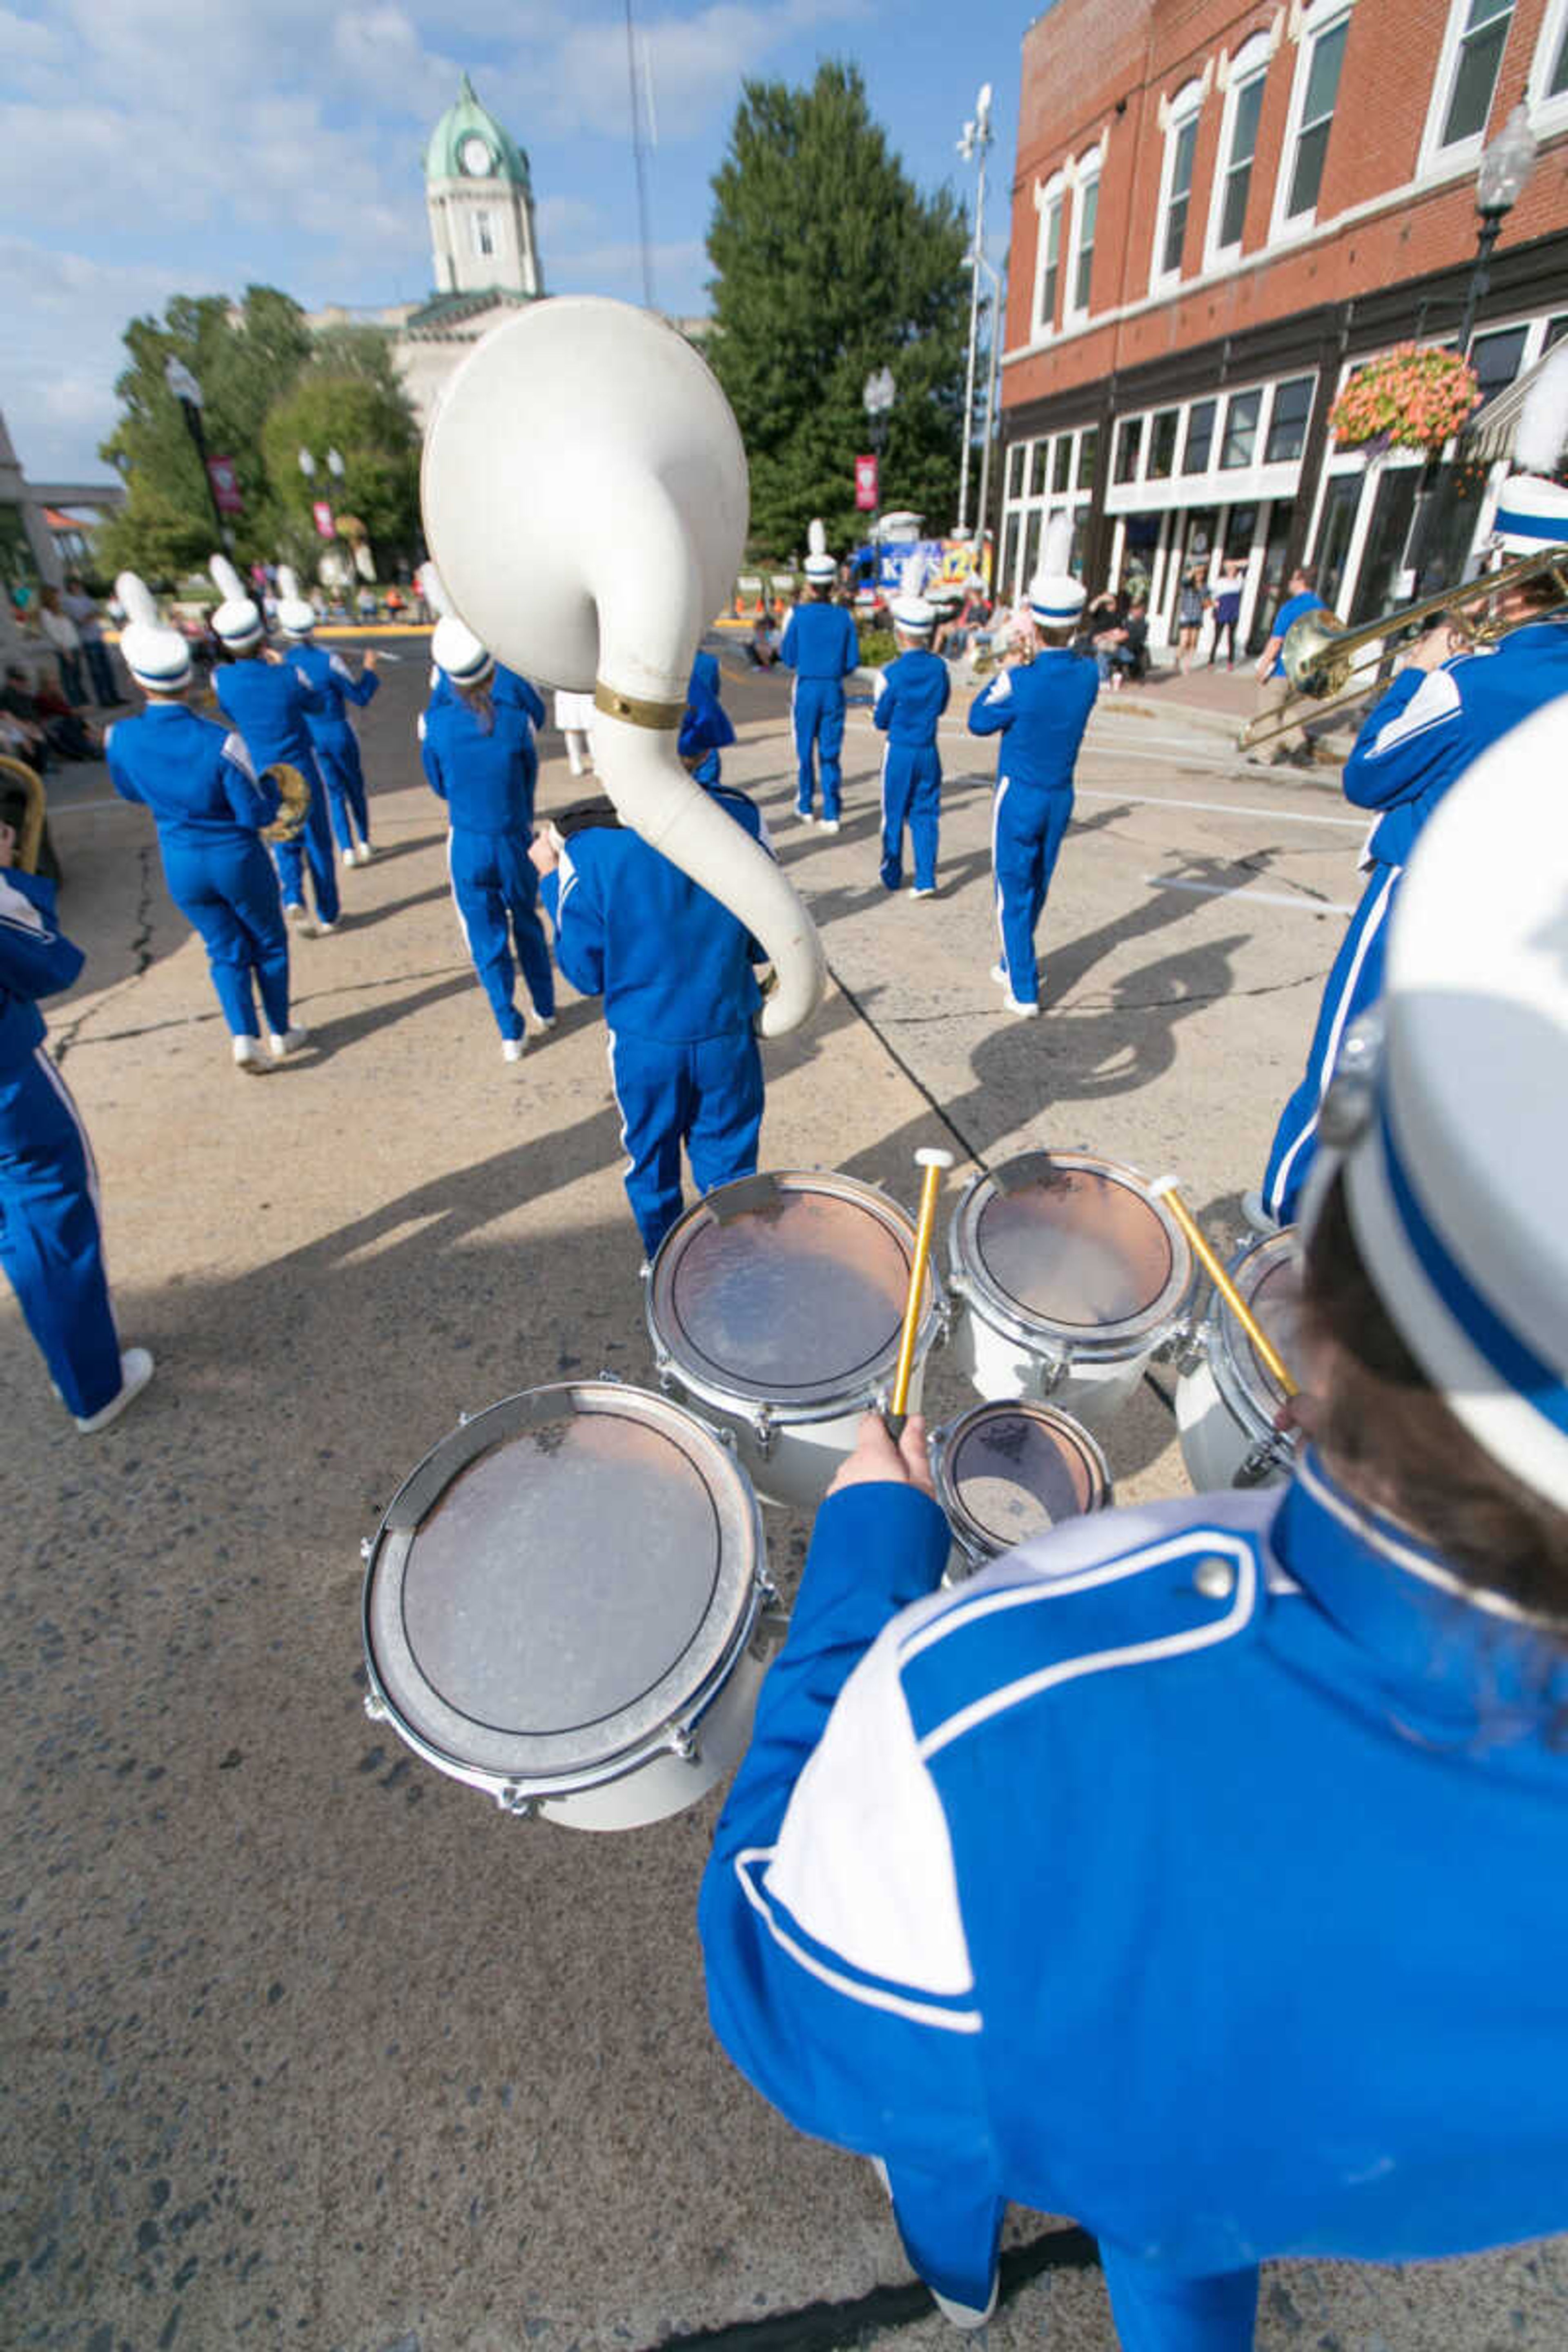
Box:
(1174, 1356, 1276, 1492)
(673, 1362, 933, 1513)
(1174, 1228, 1300, 1493)
(946, 1301, 1151, 1431)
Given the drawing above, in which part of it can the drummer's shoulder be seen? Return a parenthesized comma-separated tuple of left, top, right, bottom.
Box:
(892, 1492, 1279, 1755)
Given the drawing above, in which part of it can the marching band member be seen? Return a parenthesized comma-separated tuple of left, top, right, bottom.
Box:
(873, 559, 949, 897)
(207, 557, 342, 937)
(780, 520, 859, 830)
(1256, 470, 1568, 1228)
(699, 705, 1568, 2350)
(275, 568, 381, 866)
(420, 617, 555, 1062)
(967, 525, 1097, 1017)
(528, 685, 765, 1260)
(552, 689, 596, 779)
(0, 822, 153, 1431)
(687, 647, 728, 787)
(105, 578, 305, 1070)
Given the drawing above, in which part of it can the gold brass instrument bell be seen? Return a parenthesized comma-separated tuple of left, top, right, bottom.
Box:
(1238, 543, 1568, 753)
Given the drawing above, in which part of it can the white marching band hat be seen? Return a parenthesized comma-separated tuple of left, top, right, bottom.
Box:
(431, 614, 494, 685)
(1491, 472, 1568, 556)
(1312, 695, 1568, 1508)
(1027, 511, 1085, 628)
(889, 552, 935, 635)
(114, 572, 192, 693)
(209, 553, 264, 650)
(803, 517, 836, 584)
(275, 564, 316, 639)
(1492, 347, 1568, 555)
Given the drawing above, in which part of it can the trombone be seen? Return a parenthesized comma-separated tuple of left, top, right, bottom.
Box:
(1238, 543, 1568, 753)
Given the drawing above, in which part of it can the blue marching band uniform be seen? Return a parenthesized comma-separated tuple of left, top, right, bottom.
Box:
(213, 655, 342, 934)
(282, 638, 379, 864)
(780, 532, 860, 826)
(873, 621, 950, 896)
(968, 639, 1098, 1014)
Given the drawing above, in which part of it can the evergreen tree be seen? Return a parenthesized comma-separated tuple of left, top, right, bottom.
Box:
(706, 62, 969, 558)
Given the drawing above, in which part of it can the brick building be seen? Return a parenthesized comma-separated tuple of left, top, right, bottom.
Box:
(998, 0, 1568, 653)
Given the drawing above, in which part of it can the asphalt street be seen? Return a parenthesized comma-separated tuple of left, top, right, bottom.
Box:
(7, 641, 1566, 2352)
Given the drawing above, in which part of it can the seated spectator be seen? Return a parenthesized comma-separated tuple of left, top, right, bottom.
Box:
(1107, 599, 1150, 689)
(384, 584, 405, 621)
(31, 677, 103, 762)
(747, 613, 780, 669)
(356, 584, 379, 622)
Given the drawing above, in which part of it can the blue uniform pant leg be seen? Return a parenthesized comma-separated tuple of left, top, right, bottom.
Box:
(165, 843, 264, 1037)
(685, 1030, 764, 1200)
(908, 748, 942, 892)
(1033, 788, 1073, 963)
(300, 755, 341, 925)
(312, 736, 362, 856)
(1100, 2246, 1259, 2352)
(0, 1051, 123, 1419)
(816, 686, 846, 821)
(992, 781, 1048, 1006)
(271, 833, 306, 912)
(448, 831, 523, 1042)
(1262, 859, 1400, 1225)
(881, 2157, 1004, 2318)
(792, 679, 819, 815)
(497, 835, 555, 1021)
(235, 844, 293, 1037)
(608, 1032, 691, 1259)
(880, 744, 913, 890)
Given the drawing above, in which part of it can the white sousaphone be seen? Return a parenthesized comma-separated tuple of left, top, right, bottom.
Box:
(420, 296, 826, 1036)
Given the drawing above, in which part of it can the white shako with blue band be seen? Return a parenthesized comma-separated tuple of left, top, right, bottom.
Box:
(431, 614, 494, 686)
(209, 552, 265, 652)
(1027, 511, 1085, 629)
(1491, 473, 1568, 556)
(114, 571, 192, 693)
(889, 552, 935, 637)
(803, 516, 836, 585)
(1312, 694, 1568, 1506)
(274, 564, 316, 641)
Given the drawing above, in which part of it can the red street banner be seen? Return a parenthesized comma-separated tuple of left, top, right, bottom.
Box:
(205, 455, 244, 515)
(312, 500, 336, 539)
(854, 453, 878, 512)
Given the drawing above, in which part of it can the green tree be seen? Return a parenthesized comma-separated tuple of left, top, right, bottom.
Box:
(706, 61, 969, 557)
(259, 360, 420, 579)
(98, 286, 312, 579)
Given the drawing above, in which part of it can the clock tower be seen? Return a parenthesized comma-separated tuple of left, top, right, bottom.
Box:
(423, 75, 542, 299)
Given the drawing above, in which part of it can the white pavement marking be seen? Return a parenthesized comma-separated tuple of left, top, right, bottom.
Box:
(1145, 876, 1357, 913)
(1076, 786, 1365, 830)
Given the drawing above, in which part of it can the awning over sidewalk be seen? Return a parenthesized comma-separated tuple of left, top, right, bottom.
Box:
(1460, 341, 1568, 467)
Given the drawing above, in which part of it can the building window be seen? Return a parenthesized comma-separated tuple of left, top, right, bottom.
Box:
(1470, 324, 1529, 397)
(1053, 437, 1073, 492)
(1212, 49, 1269, 255)
(1005, 443, 1027, 501)
(1552, 18, 1568, 94)
(1028, 442, 1050, 498)
(1077, 425, 1100, 489)
(472, 209, 495, 258)
(1437, 0, 1516, 150)
(1546, 314, 1568, 348)
(1033, 185, 1064, 337)
(1114, 416, 1143, 483)
(1184, 399, 1217, 473)
(1154, 83, 1203, 284)
(1067, 152, 1101, 320)
(1283, 13, 1349, 220)
(1148, 410, 1180, 479)
(1265, 376, 1315, 463)
(1221, 390, 1262, 468)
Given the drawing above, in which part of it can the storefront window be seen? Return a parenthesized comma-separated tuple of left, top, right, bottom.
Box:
(1184, 399, 1217, 473)
(1247, 502, 1298, 655)
(1028, 443, 1050, 498)
(1264, 376, 1315, 464)
(1114, 416, 1143, 483)
(1000, 510, 1022, 601)
(1148, 410, 1180, 479)
(1223, 504, 1259, 566)
(1470, 325, 1528, 400)
(1005, 443, 1027, 501)
(1350, 469, 1419, 625)
(1313, 474, 1361, 613)
(1077, 425, 1100, 489)
(1053, 437, 1073, 492)
(1023, 509, 1043, 585)
(1221, 390, 1262, 468)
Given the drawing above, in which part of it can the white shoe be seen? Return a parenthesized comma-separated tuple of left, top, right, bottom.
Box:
(909, 885, 936, 900)
(532, 1012, 556, 1035)
(988, 962, 1010, 988)
(74, 1347, 155, 1434)
(316, 919, 339, 935)
(341, 848, 356, 868)
(285, 901, 312, 929)
(232, 1035, 268, 1072)
(268, 1025, 310, 1058)
(356, 842, 375, 863)
(818, 817, 842, 834)
(795, 807, 815, 826)
(1005, 994, 1040, 1018)
(929, 2275, 1000, 2331)
(1241, 1187, 1281, 1236)
(501, 1036, 526, 1062)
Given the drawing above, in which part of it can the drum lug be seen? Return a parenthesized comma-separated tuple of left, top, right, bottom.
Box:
(1234, 1429, 1296, 1488)
(360, 1536, 374, 1562)
(363, 1688, 389, 1724)
(457, 1409, 472, 1428)
(1169, 1329, 1209, 1376)
(667, 1720, 702, 1765)
(597, 1365, 626, 1385)
(751, 1407, 776, 1458)
(1038, 1350, 1067, 1397)
(496, 1783, 540, 1819)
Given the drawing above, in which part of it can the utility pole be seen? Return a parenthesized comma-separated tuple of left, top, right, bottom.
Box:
(956, 83, 994, 539)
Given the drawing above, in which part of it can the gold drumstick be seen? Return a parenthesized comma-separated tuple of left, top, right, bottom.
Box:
(1150, 1176, 1298, 1398)
(885, 1147, 955, 1439)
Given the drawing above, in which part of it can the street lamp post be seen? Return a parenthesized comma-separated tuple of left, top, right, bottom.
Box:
(955, 83, 994, 540)
(300, 447, 352, 600)
(165, 355, 234, 555)
(970, 251, 1006, 589)
(862, 368, 896, 591)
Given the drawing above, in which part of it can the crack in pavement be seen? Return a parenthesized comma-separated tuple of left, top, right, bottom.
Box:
(52, 844, 157, 1067)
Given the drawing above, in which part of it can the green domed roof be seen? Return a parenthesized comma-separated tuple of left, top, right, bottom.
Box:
(424, 74, 530, 188)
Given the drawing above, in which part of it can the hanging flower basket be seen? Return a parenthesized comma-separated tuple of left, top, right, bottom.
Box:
(1329, 344, 1481, 456)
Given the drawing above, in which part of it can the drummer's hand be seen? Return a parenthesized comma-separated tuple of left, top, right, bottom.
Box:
(528, 829, 560, 875)
(827, 1412, 936, 1500)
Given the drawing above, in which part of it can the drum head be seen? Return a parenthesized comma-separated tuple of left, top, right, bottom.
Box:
(1216, 1229, 1302, 1413)
(953, 1153, 1192, 1350)
(939, 1402, 1110, 1559)
(364, 1384, 760, 1788)
(646, 1172, 933, 1409)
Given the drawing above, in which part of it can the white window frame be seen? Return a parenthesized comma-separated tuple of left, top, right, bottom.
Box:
(1417, 0, 1519, 178)
(1063, 143, 1103, 327)
(1527, 0, 1568, 133)
(1204, 32, 1274, 267)
(1270, 0, 1354, 243)
(1150, 77, 1206, 294)
(1031, 172, 1067, 341)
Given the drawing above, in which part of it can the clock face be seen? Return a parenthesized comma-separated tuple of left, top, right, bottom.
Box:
(459, 134, 493, 176)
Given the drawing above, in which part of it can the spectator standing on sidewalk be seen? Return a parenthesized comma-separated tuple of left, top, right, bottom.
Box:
(1252, 565, 1325, 767)
(1210, 560, 1244, 667)
(62, 578, 119, 708)
(37, 587, 85, 708)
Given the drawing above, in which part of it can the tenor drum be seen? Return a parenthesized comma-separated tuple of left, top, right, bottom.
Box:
(361, 1381, 773, 1830)
(931, 1400, 1111, 1580)
(1175, 1228, 1302, 1492)
(947, 1151, 1192, 1430)
(645, 1170, 944, 1510)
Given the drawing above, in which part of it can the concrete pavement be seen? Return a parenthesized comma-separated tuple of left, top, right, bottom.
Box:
(6, 644, 1566, 2352)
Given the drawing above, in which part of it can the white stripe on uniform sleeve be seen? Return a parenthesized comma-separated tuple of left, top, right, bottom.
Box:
(330, 653, 353, 683)
(221, 730, 256, 781)
(1366, 664, 1460, 758)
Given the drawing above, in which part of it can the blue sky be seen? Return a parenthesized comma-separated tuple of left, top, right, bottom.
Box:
(5, 1, 1022, 484)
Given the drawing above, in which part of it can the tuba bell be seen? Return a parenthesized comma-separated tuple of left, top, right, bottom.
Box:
(420, 297, 826, 1037)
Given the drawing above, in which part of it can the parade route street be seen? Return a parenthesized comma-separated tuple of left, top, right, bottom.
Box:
(7, 642, 1567, 2352)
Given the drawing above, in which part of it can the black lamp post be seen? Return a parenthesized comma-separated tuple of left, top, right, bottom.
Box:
(1456, 103, 1537, 359)
(862, 366, 896, 593)
(165, 355, 234, 556)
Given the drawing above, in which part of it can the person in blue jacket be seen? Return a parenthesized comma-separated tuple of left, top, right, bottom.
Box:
(699, 722, 1568, 2351)
(1251, 562, 1327, 768)
(207, 561, 342, 937)
(688, 647, 727, 787)
(1257, 523, 1568, 1227)
(0, 819, 153, 1432)
(967, 548, 1098, 1016)
(420, 617, 555, 1062)
(780, 523, 859, 830)
(873, 566, 950, 896)
(106, 593, 305, 1072)
(528, 685, 764, 1258)
(275, 574, 380, 866)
